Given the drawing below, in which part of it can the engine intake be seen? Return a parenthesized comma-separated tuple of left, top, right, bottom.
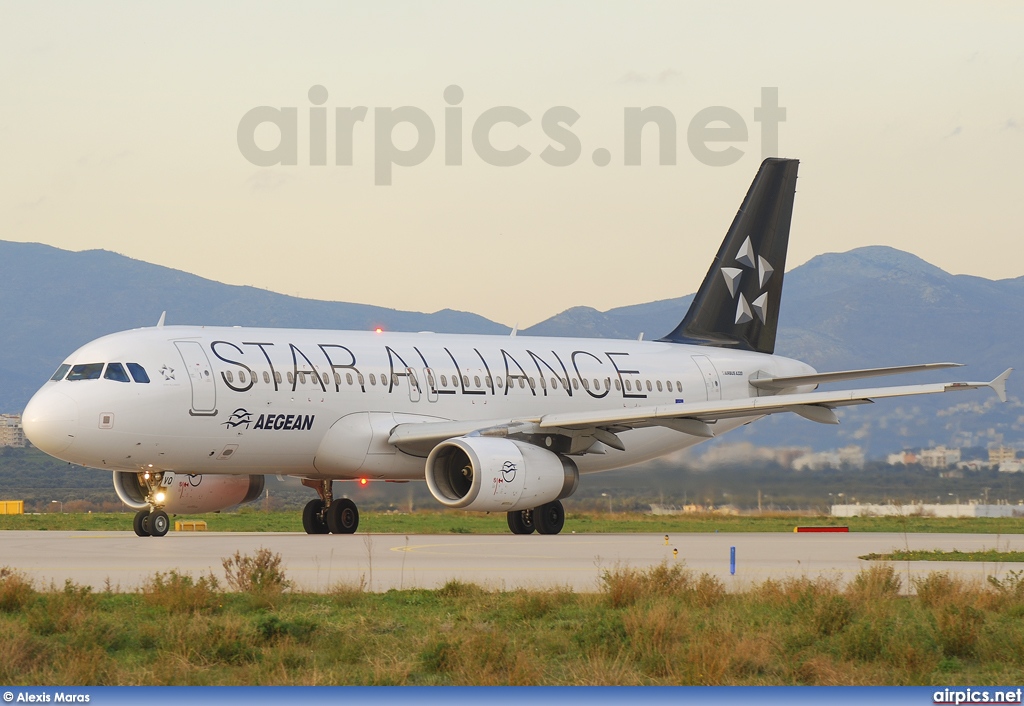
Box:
(113, 471, 265, 514)
(425, 436, 578, 512)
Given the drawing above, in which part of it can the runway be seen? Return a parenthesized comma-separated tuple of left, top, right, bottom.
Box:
(1, 531, 1022, 592)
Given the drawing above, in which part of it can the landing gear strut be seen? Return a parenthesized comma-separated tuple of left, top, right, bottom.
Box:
(300, 479, 360, 535)
(507, 501, 565, 535)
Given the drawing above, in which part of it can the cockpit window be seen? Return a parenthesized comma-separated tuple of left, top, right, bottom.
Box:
(66, 363, 104, 381)
(127, 363, 150, 384)
(104, 363, 131, 383)
(50, 364, 71, 381)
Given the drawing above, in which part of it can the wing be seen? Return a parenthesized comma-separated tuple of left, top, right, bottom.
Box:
(388, 368, 1012, 456)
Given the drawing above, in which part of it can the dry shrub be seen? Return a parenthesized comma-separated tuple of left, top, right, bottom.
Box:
(621, 600, 691, 676)
(600, 561, 721, 608)
(142, 570, 220, 613)
(510, 586, 575, 618)
(222, 548, 290, 595)
(436, 579, 484, 599)
(792, 653, 847, 685)
(0, 620, 48, 682)
(419, 625, 542, 685)
(0, 566, 35, 612)
(846, 565, 901, 604)
(728, 634, 781, 680)
(329, 576, 367, 606)
(27, 579, 95, 635)
(751, 575, 841, 610)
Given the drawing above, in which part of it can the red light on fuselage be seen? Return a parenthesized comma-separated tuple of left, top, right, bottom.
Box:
(359, 478, 368, 486)
(374, 327, 383, 334)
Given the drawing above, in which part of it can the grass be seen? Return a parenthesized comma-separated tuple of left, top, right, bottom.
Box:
(4, 556, 1024, 685)
(861, 550, 1024, 562)
(1, 510, 1023, 534)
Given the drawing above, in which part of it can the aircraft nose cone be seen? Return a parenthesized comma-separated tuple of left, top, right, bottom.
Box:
(22, 390, 78, 455)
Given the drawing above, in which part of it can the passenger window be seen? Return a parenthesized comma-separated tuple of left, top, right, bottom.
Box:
(474, 375, 481, 388)
(529, 377, 536, 389)
(50, 364, 71, 381)
(676, 381, 682, 393)
(656, 381, 663, 392)
(518, 378, 525, 389)
(540, 377, 547, 389)
(225, 370, 234, 383)
(496, 377, 503, 388)
(427, 372, 435, 387)
(274, 372, 283, 384)
(486, 376, 493, 389)
(383, 374, 392, 386)
(125, 363, 150, 383)
(462, 375, 470, 388)
(550, 378, 558, 389)
(625, 380, 632, 391)
(104, 363, 131, 383)
(369, 374, 377, 386)
(571, 379, 579, 390)
(67, 363, 104, 381)
(646, 380, 653, 392)
(238, 371, 247, 384)
(298, 372, 306, 384)
(287, 372, 294, 385)
(334, 372, 341, 386)
(357, 373, 364, 385)
(346, 373, 353, 385)
(582, 379, 589, 391)
(263, 372, 271, 384)
(441, 375, 448, 387)
(593, 379, 600, 391)
(615, 379, 621, 391)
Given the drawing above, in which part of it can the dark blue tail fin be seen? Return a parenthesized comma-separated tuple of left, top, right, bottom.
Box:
(659, 158, 799, 354)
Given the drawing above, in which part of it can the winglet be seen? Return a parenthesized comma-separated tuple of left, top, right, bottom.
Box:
(510, 323, 518, 337)
(990, 368, 1012, 403)
(156, 311, 166, 328)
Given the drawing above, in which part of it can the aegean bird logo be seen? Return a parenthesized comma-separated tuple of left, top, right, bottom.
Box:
(720, 235, 774, 326)
(222, 409, 253, 429)
(501, 460, 517, 483)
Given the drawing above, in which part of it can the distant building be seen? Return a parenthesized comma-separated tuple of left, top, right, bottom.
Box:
(832, 502, 1024, 518)
(0, 414, 25, 448)
(792, 445, 865, 470)
(918, 446, 961, 469)
(999, 461, 1024, 474)
(887, 450, 918, 465)
(990, 445, 1018, 465)
(696, 442, 811, 469)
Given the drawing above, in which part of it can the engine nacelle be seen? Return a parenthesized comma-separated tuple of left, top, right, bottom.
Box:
(113, 471, 265, 514)
(425, 436, 578, 512)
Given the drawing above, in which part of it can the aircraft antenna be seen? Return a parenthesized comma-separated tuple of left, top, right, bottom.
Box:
(156, 311, 166, 328)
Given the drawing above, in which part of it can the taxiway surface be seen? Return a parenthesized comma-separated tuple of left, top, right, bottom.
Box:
(2, 531, 1022, 591)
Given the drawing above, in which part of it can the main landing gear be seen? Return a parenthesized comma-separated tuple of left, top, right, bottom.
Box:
(133, 508, 170, 537)
(301, 479, 359, 535)
(507, 500, 565, 535)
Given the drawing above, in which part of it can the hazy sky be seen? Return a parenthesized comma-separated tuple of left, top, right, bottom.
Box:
(2, 2, 1022, 327)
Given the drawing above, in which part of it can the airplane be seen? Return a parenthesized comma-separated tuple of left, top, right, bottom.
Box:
(21, 158, 1012, 538)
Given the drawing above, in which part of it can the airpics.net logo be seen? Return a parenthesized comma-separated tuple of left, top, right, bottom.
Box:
(237, 85, 786, 185)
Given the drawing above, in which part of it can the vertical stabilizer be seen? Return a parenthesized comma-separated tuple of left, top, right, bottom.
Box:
(659, 158, 799, 354)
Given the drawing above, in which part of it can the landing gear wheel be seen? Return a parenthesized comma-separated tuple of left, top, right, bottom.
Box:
(133, 509, 151, 537)
(535, 500, 565, 535)
(302, 499, 329, 534)
(507, 509, 536, 535)
(326, 498, 359, 534)
(149, 510, 170, 537)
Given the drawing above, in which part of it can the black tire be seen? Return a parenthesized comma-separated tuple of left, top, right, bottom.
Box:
(326, 498, 359, 534)
(535, 500, 565, 535)
(507, 509, 536, 535)
(141, 513, 151, 535)
(302, 499, 329, 534)
(149, 510, 170, 537)
(133, 509, 151, 537)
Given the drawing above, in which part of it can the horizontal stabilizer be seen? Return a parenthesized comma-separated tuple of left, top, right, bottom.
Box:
(749, 362, 964, 391)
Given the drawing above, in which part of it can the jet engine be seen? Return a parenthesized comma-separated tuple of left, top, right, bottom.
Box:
(113, 471, 265, 514)
(425, 436, 578, 512)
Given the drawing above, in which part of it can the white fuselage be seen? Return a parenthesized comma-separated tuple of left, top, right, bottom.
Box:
(22, 325, 816, 481)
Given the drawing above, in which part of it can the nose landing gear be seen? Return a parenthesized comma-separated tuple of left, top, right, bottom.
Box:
(133, 508, 170, 537)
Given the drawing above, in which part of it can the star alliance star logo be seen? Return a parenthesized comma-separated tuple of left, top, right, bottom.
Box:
(720, 236, 773, 325)
(159, 364, 175, 381)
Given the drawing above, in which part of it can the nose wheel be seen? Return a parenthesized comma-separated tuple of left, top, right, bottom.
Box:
(133, 509, 170, 537)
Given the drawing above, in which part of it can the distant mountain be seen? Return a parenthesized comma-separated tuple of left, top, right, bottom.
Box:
(0, 241, 508, 409)
(1, 240, 1020, 455)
